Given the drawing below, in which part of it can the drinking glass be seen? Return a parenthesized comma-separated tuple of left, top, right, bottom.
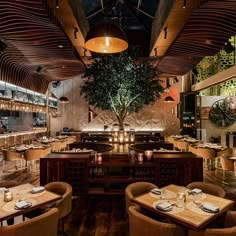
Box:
(176, 194, 184, 208)
(193, 192, 202, 205)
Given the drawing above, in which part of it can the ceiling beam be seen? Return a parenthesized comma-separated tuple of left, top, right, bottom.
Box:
(191, 65, 236, 92)
(150, 0, 200, 57)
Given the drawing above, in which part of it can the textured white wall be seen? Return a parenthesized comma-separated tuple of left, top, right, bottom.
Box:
(49, 76, 181, 136)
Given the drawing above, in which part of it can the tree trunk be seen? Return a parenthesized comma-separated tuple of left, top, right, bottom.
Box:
(116, 115, 125, 130)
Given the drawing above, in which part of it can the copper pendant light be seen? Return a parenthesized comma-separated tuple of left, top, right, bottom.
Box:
(164, 96, 174, 102)
(58, 81, 69, 103)
(84, 22, 128, 54)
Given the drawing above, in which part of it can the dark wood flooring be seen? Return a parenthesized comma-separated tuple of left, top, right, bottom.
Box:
(0, 162, 236, 236)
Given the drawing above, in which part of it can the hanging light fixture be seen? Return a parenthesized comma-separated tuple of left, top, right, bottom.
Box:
(84, 22, 128, 54)
(58, 82, 69, 104)
(164, 96, 174, 102)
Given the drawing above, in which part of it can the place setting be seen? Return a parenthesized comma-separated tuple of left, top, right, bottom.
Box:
(149, 188, 177, 200)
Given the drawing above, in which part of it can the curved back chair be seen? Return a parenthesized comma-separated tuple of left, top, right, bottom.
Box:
(220, 156, 234, 183)
(41, 146, 51, 157)
(24, 148, 44, 171)
(67, 136, 76, 145)
(188, 211, 236, 236)
(44, 181, 72, 234)
(128, 206, 187, 236)
(186, 182, 225, 198)
(125, 182, 157, 214)
(50, 141, 62, 152)
(0, 208, 58, 236)
(2, 150, 22, 172)
(0, 181, 19, 188)
(60, 139, 68, 151)
(197, 148, 216, 170)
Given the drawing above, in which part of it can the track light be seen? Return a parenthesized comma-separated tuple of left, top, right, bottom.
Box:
(56, 0, 59, 8)
(164, 27, 167, 39)
(183, 0, 186, 8)
(173, 77, 179, 83)
(154, 48, 158, 57)
(0, 40, 7, 53)
(74, 27, 78, 39)
(166, 78, 171, 88)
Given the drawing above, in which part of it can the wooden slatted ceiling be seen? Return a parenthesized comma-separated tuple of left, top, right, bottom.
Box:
(156, 0, 236, 76)
(0, 0, 84, 94)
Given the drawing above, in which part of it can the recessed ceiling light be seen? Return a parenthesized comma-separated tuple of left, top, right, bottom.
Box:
(58, 44, 64, 48)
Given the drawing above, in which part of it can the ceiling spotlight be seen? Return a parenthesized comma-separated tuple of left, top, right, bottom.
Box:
(164, 96, 174, 102)
(164, 27, 168, 40)
(183, 0, 186, 8)
(74, 27, 78, 39)
(85, 22, 128, 54)
(56, 0, 59, 8)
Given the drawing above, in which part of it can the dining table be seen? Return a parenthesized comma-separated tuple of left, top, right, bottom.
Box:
(0, 183, 61, 222)
(132, 184, 234, 230)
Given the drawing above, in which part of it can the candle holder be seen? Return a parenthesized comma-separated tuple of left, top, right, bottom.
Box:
(4, 190, 13, 202)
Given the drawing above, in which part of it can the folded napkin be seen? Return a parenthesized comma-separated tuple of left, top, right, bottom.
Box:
(189, 188, 202, 194)
(156, 202, 172, 211)
(31, 186, 45, 194)
(15, 200, 32, 210)
(0, 187, 7, 193)
(151, 188, 162, 195)
(202, 203, 219, 213)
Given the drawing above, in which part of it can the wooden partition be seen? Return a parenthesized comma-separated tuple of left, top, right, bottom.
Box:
(40, 151, 203, 196)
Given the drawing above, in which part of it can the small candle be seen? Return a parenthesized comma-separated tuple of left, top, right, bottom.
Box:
(4, 190, 13, 202)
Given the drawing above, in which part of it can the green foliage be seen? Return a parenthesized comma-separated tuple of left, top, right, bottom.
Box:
(81, 52, 164, 128)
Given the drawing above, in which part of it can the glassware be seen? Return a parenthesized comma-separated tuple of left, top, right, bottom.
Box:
(193, 192, 202, 205)
(176, 194, 185, 208)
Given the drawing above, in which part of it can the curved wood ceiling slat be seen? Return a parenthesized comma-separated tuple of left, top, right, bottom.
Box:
(0, 0, 84, 94)
(157, 0, 236, 75)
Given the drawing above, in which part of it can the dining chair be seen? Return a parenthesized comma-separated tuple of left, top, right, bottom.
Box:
(186, 182, 226, 198)
(197, 148, 216, 170)
(23, 182, 72, 235)
(188, 210, 236, 236)
(24, 148, 44, 171)
(128, 205, 187, 236)
(2, 149, 23, 172)
(50, 141, 62, 152)
(220, 156, 235, 184)
(0, 208, 58, 236)
(125, 181, 158, 214)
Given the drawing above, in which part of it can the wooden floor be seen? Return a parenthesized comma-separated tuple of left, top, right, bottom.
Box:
(0, 161, 236, 236)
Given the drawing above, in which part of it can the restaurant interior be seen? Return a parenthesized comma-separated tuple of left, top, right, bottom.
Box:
(0, 0, 236, 235)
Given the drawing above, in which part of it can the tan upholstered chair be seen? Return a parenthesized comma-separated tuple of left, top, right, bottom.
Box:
(2, 150, 23, 172)
(44, 181, 72, 235)
(125, 182, 157, 214)
(186, 182, 225, 198)
(220, 156, 234, 183)
(128, 206, 187, 236)
(197, 148, 216, 170)
(188, 211, 236, 236)
(50, 141, 62, 152)
(0, 208, 58, 236)
(67, 136, 76, 145)
(24, 148, 44, 171)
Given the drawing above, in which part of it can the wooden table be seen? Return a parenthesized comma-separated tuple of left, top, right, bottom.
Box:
(0, 183, 61, 222)
(132, 184, 234, 230)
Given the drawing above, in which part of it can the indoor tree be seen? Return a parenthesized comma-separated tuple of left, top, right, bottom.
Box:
(80, 52, 164, 130)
